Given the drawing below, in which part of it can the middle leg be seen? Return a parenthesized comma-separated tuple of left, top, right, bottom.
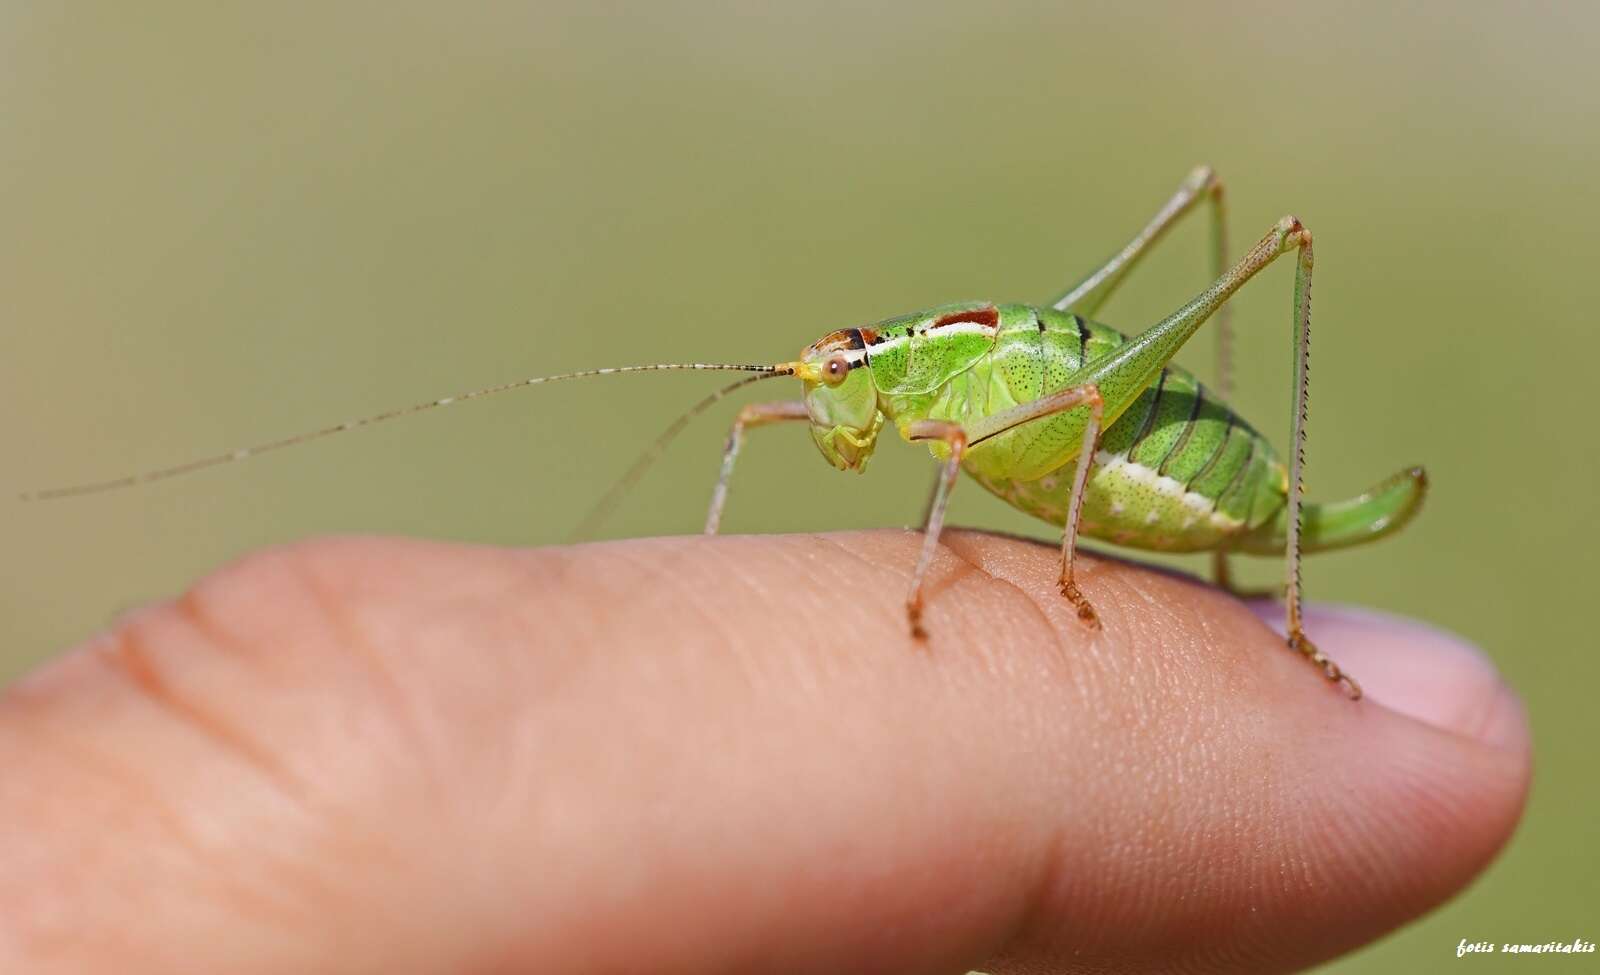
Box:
(903, 383, 1104, 637)
(964, 384, 1106, 627)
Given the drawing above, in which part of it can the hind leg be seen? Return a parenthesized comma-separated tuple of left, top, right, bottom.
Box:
(1069, 215, 1359, 697)
(1211, 551, 1280, 600)
(1051, 165, 1234, 397)
(1045, 167, 1264, 596)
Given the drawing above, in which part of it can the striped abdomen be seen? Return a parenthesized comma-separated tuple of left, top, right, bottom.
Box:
(945, 304, 1289, 552)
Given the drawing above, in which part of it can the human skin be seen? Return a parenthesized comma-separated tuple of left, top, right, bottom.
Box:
(0, 530, 1529, 973)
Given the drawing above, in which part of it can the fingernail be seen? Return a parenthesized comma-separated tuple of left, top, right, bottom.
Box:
(1247, 602, 1528, 751)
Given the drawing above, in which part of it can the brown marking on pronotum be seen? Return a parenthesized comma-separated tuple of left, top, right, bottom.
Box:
(857, 326, 883, 345)
(933, 305, 1000, 329)
(807, 328, 867, 355)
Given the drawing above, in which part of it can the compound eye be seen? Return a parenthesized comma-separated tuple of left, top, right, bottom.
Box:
(822, 354, 850, 386)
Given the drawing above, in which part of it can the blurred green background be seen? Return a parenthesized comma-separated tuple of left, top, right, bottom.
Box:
(2, 2, 1594, 969)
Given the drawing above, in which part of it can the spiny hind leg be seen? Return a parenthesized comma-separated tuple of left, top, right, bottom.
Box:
(1216, 550, 1357, 696)
(704, 400, 810, 535)
(1063, 166, 1250, 591)
(1267, 219, 1359, 699)
(1191, 214, 1357, 696)
(1289, 629, 1361, 700)
(1051, 165, 1234, 396)
(1101, 213, 1356, 697)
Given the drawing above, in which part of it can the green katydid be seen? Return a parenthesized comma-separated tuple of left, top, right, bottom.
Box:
(23, 166, 1426, 698)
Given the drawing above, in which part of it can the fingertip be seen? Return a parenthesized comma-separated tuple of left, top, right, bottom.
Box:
(1246, 601, 1529, 754)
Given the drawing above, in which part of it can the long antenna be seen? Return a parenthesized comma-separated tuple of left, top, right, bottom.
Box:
(21, 362, 791, 501)
(569, 370, 789, 540)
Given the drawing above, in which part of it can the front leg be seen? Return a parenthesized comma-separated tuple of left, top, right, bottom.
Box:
(704, 400, 810, 534)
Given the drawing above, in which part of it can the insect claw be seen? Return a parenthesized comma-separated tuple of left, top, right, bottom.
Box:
(1058, 580, 1101, 630)
(906, 603, 929, 641)
(1287, 631, 1362, 700)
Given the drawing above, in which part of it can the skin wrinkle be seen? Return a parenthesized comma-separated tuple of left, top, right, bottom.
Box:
(807, 530, 904, 577)
(20, 718, 200, 858)
(176, 549, 637, 970)
(606, 543, 748, 658)
(73, 639, 350, 954)
(169, 582, 268, 673)
(99, 551, 464, 948)
(968, 541, 1193, 705)
(439, 546, 669, 826)
(484, 543, 615, 655)
(806, 531, 1023, 694)
(806, 533, 927, 630)
(936, 530, 1063, 660)
(106, 607, 313, 813)
(489, 547, 607, 685)
(784, 532, 944, 683)
(578, 542, 829, 735)
(649, 547, 787, 695)
(809, 531, 998, 644)
(288, 550, 445, 802)
(0, 717, 204, 962)
(713, 537, 866, 696)
(465, 545, 589, 633)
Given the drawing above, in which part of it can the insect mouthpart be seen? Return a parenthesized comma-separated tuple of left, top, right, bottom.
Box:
(808, 417, 884, 471)
(798, 350, 883, 472)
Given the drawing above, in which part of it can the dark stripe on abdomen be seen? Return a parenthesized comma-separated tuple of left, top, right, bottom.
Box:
(1129, 370, 1199, 469)
(1160, 383, 1236, 487)
(1098, 374, 1161, 457)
